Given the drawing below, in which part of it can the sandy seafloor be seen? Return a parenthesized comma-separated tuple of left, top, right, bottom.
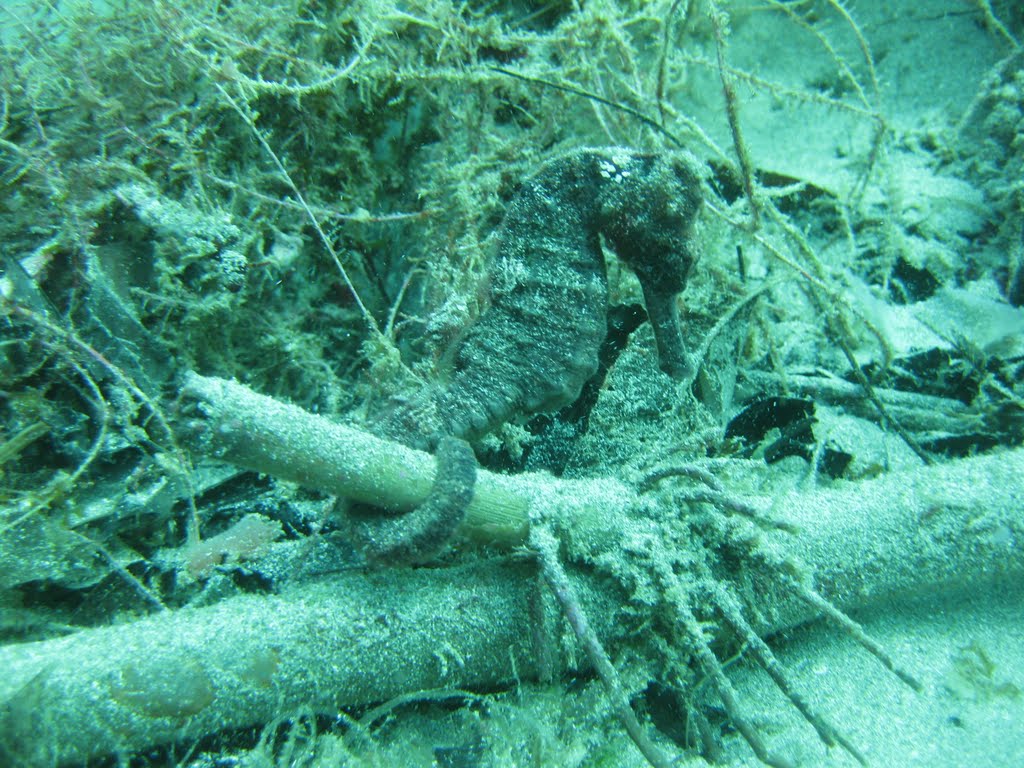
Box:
(696, 4, 1024, 765)
(721, 583, 1024, 766)
(1, 1, 1023, 766)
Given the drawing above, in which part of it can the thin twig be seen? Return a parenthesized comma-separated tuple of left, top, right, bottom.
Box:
(670, 591, 792, 768)
(532, 525, 674, 768)
(708, 3, 760, 230)
(792, 579, 923, 692)
(708, 580, 867, 765)
(488, 65, 687, 149)
(1, 302, 199, 540)
(212, 82, 380, 335)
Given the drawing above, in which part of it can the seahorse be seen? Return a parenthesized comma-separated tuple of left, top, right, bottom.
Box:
(356, 148, 704, 562)
(379, 147, 704, 451)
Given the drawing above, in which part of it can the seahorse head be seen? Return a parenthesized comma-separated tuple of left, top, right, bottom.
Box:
(596, 150, 704, 292)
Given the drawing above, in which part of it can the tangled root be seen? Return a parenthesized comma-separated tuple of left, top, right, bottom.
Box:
(533, 461, 920, 766)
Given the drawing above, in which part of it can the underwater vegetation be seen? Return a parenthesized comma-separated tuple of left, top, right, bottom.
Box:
(1, 0, 1024, 766)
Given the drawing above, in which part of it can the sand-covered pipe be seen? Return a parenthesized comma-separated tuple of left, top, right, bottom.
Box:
(772, 446, 1024, 619)
(0, 561, 551, 767)
(180, 372, 531, 544)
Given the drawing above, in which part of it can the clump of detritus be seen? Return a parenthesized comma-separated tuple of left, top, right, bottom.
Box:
(161, 513, 284, 582)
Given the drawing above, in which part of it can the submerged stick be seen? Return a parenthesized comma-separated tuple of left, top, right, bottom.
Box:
(177, 373, 637, 550)
(2, 376, 1021, 765)
(179, 372, 532, 544)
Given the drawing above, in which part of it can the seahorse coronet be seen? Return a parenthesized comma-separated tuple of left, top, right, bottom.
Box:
(380, 147, 705, 450)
